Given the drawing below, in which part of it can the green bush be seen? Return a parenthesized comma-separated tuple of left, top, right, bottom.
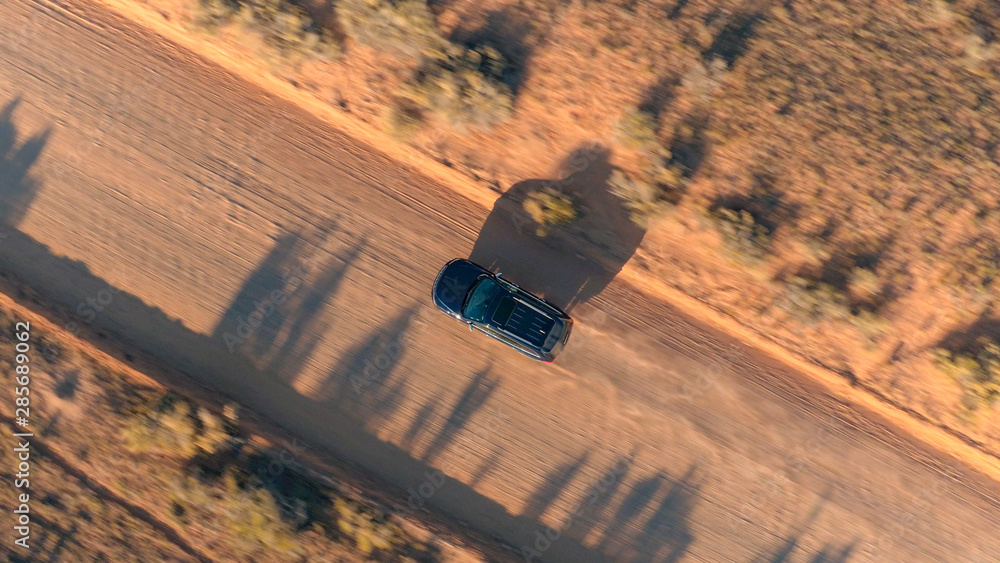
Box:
(609, 162, 683, 224)
(777, 276, 851, 323)
(942, 237, 999, 296)
(337, 0, 443, 59)
(122, 396, 230, 456)
(169, 468, 300, 555)
(399, 44, 514, 131)
(778, 276, 889, 340)
(194, 0, 241, 28)
(523, 187, 578, 236)
(383, 100, 424, 138)
(615, 108, 659, 151)
(936, 339, 1000, 412)
(194, 0, 341, 61)
(711, 207, 771, 262)
(224, 470, 301, 553)
(334, 497, 400, 555)
(240, 0, 340, 61)
(847, 266, 882, 304)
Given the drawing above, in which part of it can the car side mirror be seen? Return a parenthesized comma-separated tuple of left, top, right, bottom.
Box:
(496, 272, 503, 278)
(469, 323, 474, 331)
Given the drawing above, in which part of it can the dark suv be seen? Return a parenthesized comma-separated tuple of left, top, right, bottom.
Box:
(432, 259, 573, 362)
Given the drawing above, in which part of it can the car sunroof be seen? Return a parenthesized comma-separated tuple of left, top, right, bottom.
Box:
(492, 297, 516, 327)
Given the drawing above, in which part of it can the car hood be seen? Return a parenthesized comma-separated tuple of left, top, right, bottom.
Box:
(432, 259, 487, 315)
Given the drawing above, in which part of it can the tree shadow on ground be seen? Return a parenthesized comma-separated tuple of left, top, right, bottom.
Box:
(400, 395, 441, 451)
(0, 97, 49, 227)
(639, 75, 680, 121)
(187, 439, 443, 562)
(668, 112, 712, 181)
(807, 543, 856, 562)
(213, 231, 301, 356)
(468, 446, 503, 488)
(313, 0, 349, 45)
(448, 6, 542, 96)
(521, 453, 590, 521)
(318, 304, 420, 428)
(420, 365, 499, 464)
(0, 226, 613, 560)
(936, 314, 1000, 354)
(264, 235, 366, 377)
(667, 0, 689, 20)
(704, 13, 764, 68)
(755, 492, 856, 563)
(563, 452, 638, 542)
(469, 145, 645, 312)
(211, 221, 367, 385)
(511, 460, 700, 562)
(710, 167, 796, 238)
(594, 466, 699, 562)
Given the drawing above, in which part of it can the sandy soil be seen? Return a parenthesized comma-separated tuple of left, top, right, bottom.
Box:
(3, 0, 1000, 561)
(84, 0, 1000, 462)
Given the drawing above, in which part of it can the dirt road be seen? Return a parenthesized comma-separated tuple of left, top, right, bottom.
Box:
(2, 0, 1000, 560)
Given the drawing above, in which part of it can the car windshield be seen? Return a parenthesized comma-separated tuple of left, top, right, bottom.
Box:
(462, 277, 500, 322)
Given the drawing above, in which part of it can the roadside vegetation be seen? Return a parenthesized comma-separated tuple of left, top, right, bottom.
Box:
(192, 0, 514, 133)
(394, 44, 515, 133)
(0, 302, 465, 561)
(336, 0, 442, 60)
(173, 0, 1000, 450)
(522, 186, 578, 236)
(709, 208, 771, 264)
(937, 338, 1000, 413)
(194, 0, 341, 62)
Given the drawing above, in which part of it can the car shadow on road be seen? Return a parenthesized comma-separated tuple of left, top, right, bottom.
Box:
(469, 144, 646, 313)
